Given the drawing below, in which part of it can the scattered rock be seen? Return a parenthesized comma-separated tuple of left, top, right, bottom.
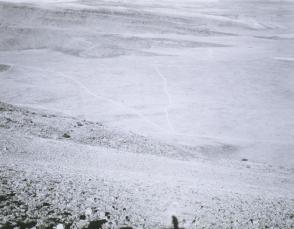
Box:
(0, 64, 10, 72)
(87, 219, 107, 229)
(0, 195, 8, 201)
(105, 212, 111, 219)
(61, 212, 72, 217)
(17, 220, 37, 229)
(79, 215, 86, 220)
(74, 220, 88, 229)
(241, 158, 248, 162)
(42, 202, 51, 207)
(76, 122, 83, 127)
(62, 133, 71, 139)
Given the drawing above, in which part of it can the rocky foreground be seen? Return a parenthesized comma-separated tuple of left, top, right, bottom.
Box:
(0, 102, 294, 229)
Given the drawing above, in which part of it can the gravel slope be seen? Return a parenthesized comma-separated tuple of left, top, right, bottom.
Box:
(1, 102, 294, 229)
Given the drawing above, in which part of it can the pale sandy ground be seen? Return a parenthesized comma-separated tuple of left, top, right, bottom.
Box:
(1, 0, 294, 228)
(1, 0, 294, 166)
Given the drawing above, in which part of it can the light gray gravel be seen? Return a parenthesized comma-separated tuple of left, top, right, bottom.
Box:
(1, 102, 294, 229)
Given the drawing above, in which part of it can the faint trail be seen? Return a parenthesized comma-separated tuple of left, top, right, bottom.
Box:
(8, 65, 294, 145)
(17, 65, 166, 132)
(57, 73, 165, 132)
(154, 66, 176, 133)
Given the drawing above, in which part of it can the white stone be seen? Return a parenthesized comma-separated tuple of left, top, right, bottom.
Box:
(85, 208, 92, 216)
(56, 224, 64, 229)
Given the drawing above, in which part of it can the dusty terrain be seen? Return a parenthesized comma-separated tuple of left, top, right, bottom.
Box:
(1, 0, 294, 228)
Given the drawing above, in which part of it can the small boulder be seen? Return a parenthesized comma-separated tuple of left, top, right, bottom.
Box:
(79, 215, 86, 220)
(62, 133, 71, 139)
(56, 223, 64, 229)
(85, 208, 92, 217)
(87, 219, 107, 229)
(76, 122, 83, 127)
